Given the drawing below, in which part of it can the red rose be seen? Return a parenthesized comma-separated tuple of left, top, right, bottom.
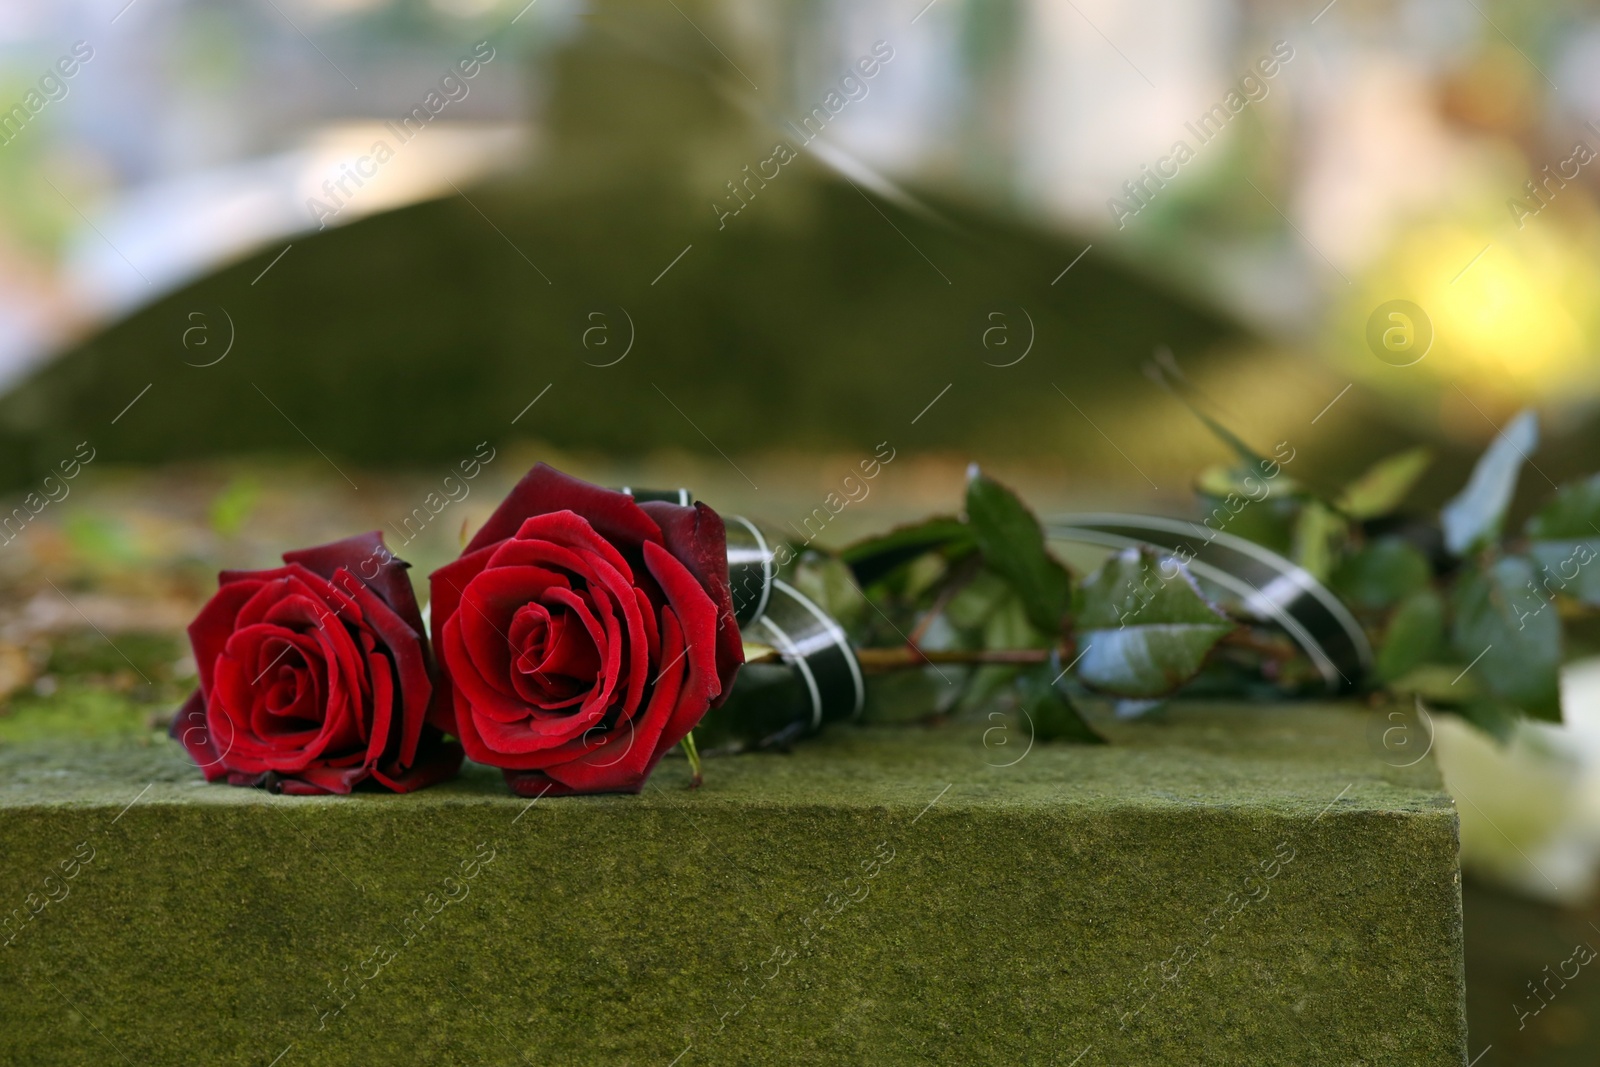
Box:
(429, 464, 742, 796)
(171, 532, 462, 795)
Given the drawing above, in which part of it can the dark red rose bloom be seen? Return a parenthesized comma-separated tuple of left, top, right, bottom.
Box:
(171, 532, 462, 795)
(429, 464, 742, 796)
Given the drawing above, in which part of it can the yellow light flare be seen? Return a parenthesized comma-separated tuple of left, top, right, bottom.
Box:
(1347, 219, 1600, 403)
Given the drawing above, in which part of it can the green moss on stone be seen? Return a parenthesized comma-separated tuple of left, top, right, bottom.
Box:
(0, 682, 167, 745)
(1, 703, 1464, 1065)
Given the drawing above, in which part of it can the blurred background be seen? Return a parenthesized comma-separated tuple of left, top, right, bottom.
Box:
(2, 0, 1599, 1060)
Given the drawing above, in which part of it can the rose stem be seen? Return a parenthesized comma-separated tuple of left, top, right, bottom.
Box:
(904, 554, 983, 652)
(741, 646, 1057, 671)
(1217, 628, 1295, 661)
(742, 628, 1288, 676)
(680, 730, 704, 789)
(853, 647, 1054, 671)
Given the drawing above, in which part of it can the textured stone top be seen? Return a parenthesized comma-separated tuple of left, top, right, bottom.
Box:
(2, 703, 1464, 1066)
(0, 701, 1446, 816)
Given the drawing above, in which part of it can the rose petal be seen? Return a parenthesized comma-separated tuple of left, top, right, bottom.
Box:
(442, 612, 608, 747)
(213, 582, 369, 773)
(364, 645, 396, 768)
(188, 576, 269, 699)
(507, 602, 597, 707)
(273, 762, 372, 795)
(370, 734, 464, 793)
(429, 545, 497, 637)
(641, 539, 722, 710)
(169, 690, 227, 782)
(212, 626, 330, 768)
(465, 463, 664, 556)
(540, 607, 689, 793)
(345, 576, 432, 769)
(455, 565, 571, 703)
(487, 516, 652, 719)
(176, 537, 453, 795)
(495, 511, 638, 584)
(284, 531, 426, 636)
(441, 613, 541, 724)
(234, 568, 358, 633)
(426, 544, 499, 733)
(544, 585, 623, 718)
(450, 683, 498, 767)
(637, 500, 743, 704)
(420, 467, 746, 796)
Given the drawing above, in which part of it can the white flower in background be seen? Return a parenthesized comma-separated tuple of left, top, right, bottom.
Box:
(1435, 657, 1600, 905)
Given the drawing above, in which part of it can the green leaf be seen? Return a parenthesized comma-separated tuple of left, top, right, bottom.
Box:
(1376, 589, 1445, 683)
(1193, 489, 1299, 555)
(839, 516, 974, 586)
(981, 583, 1045, 650)
(788, 552, 868, 633)
(1440, 409, 1538, 556)
(952, 587, 1039, 716)
(63, 513, 139, 567)
(861, 667, 952, 725)
(1385, 663, 1478, 705)
(1146, 350, 1266, 468)
(1195, 464, 1249, 498)
(1337, 448, 1431, 520)
(1526, 541, 1600, 607)
(1525, 473, 1600, 537)
(1074, 546, 1235, 698)
(1291, 499, 1344, 582)
(942, 569, 1020, 633)
(1450, 555, 1561, 722)
(207, 475, 261, 537)
(1524, 473, 1600, 606)
(898, 552, 956, 605)
(1456, 700, 1523, 742)
(1016, 665, 1104, 744)
(964, 468, 1072, 634)
(1331, 538, 1431, 612)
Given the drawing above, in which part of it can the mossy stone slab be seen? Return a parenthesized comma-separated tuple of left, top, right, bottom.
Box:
(1, 704, 1463, 1065)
